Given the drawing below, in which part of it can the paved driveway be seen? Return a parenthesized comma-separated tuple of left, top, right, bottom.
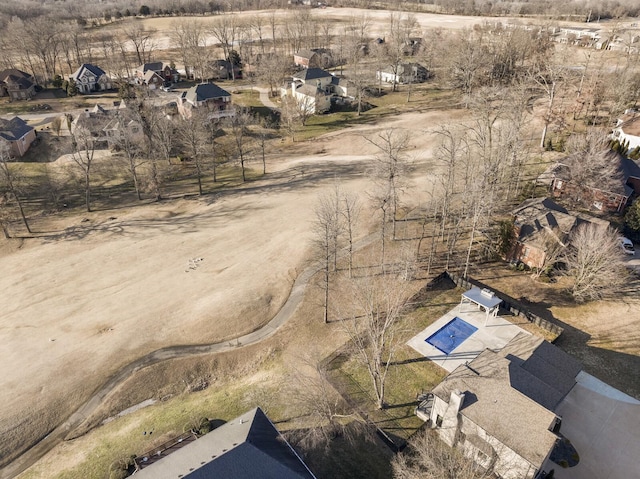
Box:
(543, 372, 640, 479)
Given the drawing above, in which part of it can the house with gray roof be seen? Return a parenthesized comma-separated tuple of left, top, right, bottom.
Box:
(135, 62, 179, 84)
(419, 332, 582, 479)
(0, 69, 36, 101)
(133, 407, 316, 479)
(507, 197, 609, 269)
(0, 117, 36, 157)
(69, 64, 112, 94)
(177, 83, 234, 119)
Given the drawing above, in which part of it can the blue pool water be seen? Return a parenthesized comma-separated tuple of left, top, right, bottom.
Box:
(426, 317, 477, 355)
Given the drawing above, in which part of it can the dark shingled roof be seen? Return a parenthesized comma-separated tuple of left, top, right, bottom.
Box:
(139, 61, 164, 73)
(0, 69, 32, 82)
(0, 117, 34, 141)
(186, 83, 231, 103)
(293, 68, 332, 81)
(134, 408, 316, 479)
(71, 64, 106, 81)
(503, 333, 582, 410)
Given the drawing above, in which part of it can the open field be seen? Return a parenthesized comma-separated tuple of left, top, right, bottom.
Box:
(0, 107, 461, 472)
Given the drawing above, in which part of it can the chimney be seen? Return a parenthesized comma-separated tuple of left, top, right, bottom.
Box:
(449, 390, 465, 414)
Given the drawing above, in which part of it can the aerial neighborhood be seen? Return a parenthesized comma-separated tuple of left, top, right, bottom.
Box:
(1, 2, 640, 479)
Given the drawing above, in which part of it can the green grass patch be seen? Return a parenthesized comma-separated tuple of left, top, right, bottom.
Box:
(326, 288, 459, 444)
(20, 379, 280, 479)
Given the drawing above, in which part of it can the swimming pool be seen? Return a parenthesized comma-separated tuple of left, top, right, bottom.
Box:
(425, 317, 477, 355)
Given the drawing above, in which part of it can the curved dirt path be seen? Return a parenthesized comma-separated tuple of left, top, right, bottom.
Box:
(2, 229, 379, 479)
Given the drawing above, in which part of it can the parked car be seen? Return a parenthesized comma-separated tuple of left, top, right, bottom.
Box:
(161, 83, 174, 92)
(620, 237, 636, 255)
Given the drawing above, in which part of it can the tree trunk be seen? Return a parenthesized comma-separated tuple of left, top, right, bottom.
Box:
(85, 172, 91, 212)
(14, 195, 32, 234)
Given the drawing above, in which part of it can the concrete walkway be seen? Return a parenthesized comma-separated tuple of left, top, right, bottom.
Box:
(543, 372, 640, 479)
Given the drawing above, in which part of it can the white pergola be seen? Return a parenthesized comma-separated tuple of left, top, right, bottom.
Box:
(460, 287, 502, 326)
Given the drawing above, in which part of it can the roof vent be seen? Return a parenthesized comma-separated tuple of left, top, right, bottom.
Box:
(480, 288, 494, 299)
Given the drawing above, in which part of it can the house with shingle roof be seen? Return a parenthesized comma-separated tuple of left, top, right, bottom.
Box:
(419, 332, 581, 479)
(293, 48, 334, 69)
(133, 407, 317, 479)
(177, 83, 234, 119)
(0, 117, 36, 157)
(135, 62, 179, 84)
(69, 64, 112, 94)
(0, 69, 36, 101)
(506, 197, 609, 269)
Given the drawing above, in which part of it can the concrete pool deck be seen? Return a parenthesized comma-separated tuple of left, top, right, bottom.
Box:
(406, 305, 527, 372)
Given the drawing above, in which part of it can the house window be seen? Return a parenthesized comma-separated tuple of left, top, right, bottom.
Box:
(555, 180, 563, 189)
(436, 415, 443, 427)
(523, 247, 530, 258)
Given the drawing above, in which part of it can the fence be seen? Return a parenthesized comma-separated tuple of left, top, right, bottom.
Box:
(445, 271, 564, 338)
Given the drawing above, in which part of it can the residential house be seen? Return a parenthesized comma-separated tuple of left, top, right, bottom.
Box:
(613, 109, 640, 151)
(507, 197, 609, 269)
(102, 108, 143, 148)
(0, 117, 36, 157)
(140, 70, 165, 90)
(69, 64, 112, 94)
(293, 48, 334, 69)
(376, 63, 429, 85)
(0, 69, 36, 101)
(286, 68, 336, 114)
(133, 407, 317, 478)
(134, 62, 179, 84)
(177, 83, 234, 119)
(547, 155, 640, 212)
(193, 59, 242, 81)
(418, 332, 581, 479)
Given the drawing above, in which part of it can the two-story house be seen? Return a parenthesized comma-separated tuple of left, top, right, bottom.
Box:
(0, 69, 36, 101)
(177, 83, 234, 119)
(69, 64, 112, 94)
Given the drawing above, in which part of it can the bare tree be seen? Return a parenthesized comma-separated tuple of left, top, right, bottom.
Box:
(392, 427, 494, 479)
(529, 56, 567, 149)
(0, 142, 31, 234)
(123, 23, 157, 66)
(564, 223, 627, 302)
(111, 113, 145, 200)
(70, 119, 98, 212)
(342, 273, 409, 410)
(342, 192, 360, 279)
(209, 15, 239, 80)
(561, 129, 623, 207)
(255, 53, 289, 98)
(531, 229, 566, 280)
(227, 109, 254, 182)
(285, 359, 367, 453)
(177, 111, 208, 195)
(313, 188, 344, 324)
(366, 129, 410, 243)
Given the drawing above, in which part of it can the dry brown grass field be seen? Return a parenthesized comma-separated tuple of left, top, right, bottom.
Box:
(3, 7, 640, 478)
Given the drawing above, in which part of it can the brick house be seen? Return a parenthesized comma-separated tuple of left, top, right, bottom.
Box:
(134, 62, 179, 84)
(0, 117, 36, 157)
(547, 155, 640, 212)
(0, 69, 36, 101)
(507, 197, 609, 269)
(293, 48, 334, 69)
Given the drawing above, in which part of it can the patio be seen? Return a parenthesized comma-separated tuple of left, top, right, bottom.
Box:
(406, 301, 527, 372)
